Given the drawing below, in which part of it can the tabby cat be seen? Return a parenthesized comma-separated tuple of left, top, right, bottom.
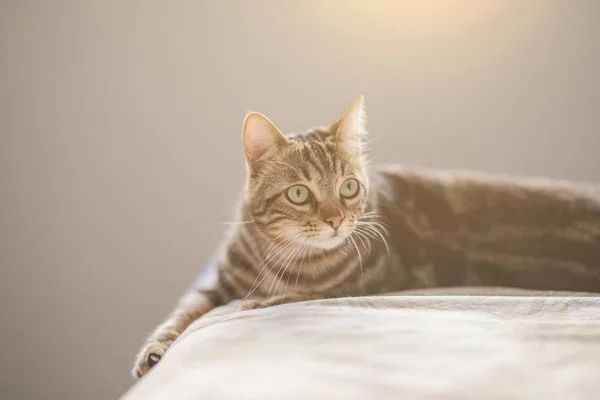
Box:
(132, 95, 600, 378)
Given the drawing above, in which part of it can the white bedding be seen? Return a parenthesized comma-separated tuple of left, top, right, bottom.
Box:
(122, 289, 600, 399)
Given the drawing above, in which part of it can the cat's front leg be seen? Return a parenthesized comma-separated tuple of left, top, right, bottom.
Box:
(132, 291, 216, 379)
(239, 292, 324, 310)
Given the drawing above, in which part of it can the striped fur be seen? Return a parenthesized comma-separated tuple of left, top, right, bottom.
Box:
(132, 97, 600, 378)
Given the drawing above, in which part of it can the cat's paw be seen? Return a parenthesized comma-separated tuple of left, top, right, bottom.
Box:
(131, 340, 172, 379)
(238, 293, 312, 311)
(238, 299, 269, 311)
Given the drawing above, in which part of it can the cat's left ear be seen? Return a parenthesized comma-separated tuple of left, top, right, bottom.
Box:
(242, 111, 288, 169)
(334, 95, 367, 152)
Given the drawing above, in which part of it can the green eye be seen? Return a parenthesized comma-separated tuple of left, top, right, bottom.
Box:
(340, 178, 359, 198)
(286, 185, 310, 204)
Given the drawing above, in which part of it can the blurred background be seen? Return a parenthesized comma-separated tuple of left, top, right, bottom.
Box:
(1, 1, 599, 399)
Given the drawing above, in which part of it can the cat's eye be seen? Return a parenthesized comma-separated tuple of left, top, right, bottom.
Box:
(340, 178, 360, 198)
(286, 185, 311, 205)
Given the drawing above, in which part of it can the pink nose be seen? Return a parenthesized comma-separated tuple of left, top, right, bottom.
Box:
(323, 213, 344, 229)
(319, 204, 344, 229)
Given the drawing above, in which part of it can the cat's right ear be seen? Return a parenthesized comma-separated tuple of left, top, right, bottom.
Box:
(242, 111, 287, 169)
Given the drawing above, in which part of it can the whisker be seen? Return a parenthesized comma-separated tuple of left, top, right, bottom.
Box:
(295, 243, 314, 291)
(269, 239, 305, 297)
(269, 238, 306, 296)
(269, 242, 300, 296)
(359, 215, 390, 226)
(360, 225, 390, 255)
(357, 221, 390, 235)
(261, 231, 292, 259)
(353, 229, 371, 252)
(281, 239, 310, 299)
(360, 211, 389, 219)
(253, 245, 295, 300)
(245, 233, 302, 298)
(349, 234, 363, 276)
(359, 224, 379, 237)
(292, 240, 310, 292)
(261, 232, 287, 255)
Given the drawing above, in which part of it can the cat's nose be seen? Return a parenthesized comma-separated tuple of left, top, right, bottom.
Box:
(319, 203, 344, 229)
(324, 214, 344, 229)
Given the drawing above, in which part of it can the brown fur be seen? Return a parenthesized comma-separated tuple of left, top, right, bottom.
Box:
(132, 96, 600, 378)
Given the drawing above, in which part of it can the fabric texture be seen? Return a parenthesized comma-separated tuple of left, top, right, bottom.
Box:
(122, 288, 600, 400)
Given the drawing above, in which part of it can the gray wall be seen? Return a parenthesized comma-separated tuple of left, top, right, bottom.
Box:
(1, 1, 599, 399)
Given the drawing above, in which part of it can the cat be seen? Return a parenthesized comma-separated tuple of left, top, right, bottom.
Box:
(132, 95, 600, 378)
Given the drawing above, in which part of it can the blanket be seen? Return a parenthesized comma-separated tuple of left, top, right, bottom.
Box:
(122, 288, 600, 400)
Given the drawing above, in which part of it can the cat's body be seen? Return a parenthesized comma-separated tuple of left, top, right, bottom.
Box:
(132, 96, 600, 378)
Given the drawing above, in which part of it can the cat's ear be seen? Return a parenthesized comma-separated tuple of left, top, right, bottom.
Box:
(242, 111, 287, 167)
(334, 95, 367, 152)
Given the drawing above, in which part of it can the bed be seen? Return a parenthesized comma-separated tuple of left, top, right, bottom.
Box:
(121, 287, 600, 399)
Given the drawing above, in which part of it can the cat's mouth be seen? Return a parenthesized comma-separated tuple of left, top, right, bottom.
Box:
(305, 230, 351, 250)
(280, 225, 354, 250)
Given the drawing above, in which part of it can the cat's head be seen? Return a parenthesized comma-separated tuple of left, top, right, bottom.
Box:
(242, 96, 370, 250)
